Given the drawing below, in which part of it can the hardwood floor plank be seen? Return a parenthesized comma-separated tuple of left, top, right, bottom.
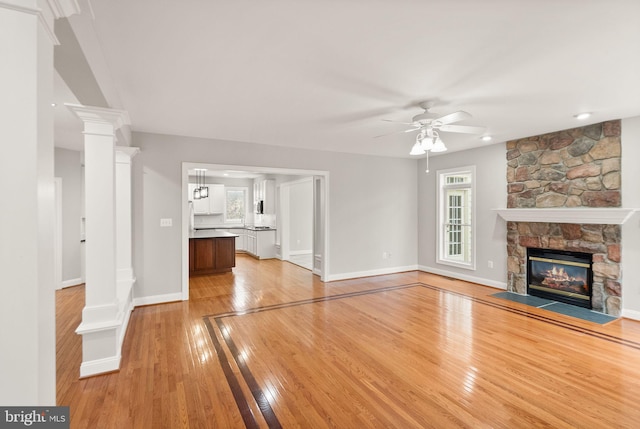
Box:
(56, 255, 640, 428)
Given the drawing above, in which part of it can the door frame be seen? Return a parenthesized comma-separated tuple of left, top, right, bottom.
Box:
(180, 163, 329, 300)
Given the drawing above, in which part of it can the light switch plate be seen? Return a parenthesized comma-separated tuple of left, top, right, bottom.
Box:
(160, 218, 172, 227)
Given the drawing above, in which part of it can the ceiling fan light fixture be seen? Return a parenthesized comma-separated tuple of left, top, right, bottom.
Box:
(420, 136, 434, 151)
(410, 142, 426, 156)
(430, 137, 447, 153)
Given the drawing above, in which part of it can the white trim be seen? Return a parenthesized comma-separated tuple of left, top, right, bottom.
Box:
(133, 292, 183, 307)
(181, 163, 330, 301)
(437, 166, 477, 270)
(76, 318, 120, 334)
(493, 208, 638, 224)
(54, 178, 63, 290)
(621, 309, 640, 321)
(0, 0, 60, 44)
(289, 250, 312, 256)
(115, 146, 140, 161)
(326, 265, 419, 282)
(61, 278, 83, 288)
(47, 0, 80, 19)
(418, 265, 508, 290)
(65, 103, 131, 130)
(118, 299, 134, 349)
(79, 355, 120, 379)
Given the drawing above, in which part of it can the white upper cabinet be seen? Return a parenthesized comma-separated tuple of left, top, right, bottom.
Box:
(209, 184, 225, 213)
(253, 179, 275, 214)
(189, 183, 225, 214)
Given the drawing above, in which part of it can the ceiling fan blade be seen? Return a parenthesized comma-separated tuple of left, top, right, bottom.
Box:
(381, 119, 415, 125)
(438, 124, 486, 134)
(435, 111, 472, 125)
(373, 126, 419, 138)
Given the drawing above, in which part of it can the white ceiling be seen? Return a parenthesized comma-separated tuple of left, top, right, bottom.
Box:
(58, 0, 640, 158)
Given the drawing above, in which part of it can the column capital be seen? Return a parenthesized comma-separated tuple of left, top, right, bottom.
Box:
(116, 146, 141, 161)
(66, 104, 132, 144)
(65, 103, 131, 130)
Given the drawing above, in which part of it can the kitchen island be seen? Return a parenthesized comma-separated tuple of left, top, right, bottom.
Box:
(189, 230, 238, 276)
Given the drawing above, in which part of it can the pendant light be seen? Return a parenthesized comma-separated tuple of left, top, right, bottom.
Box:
(193, 169, 209, 199)
(200, 170, 209, 198)
(193, 170, 201, 200)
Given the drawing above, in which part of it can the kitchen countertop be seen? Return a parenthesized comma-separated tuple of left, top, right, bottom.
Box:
(189, 230, 239, 239)
(195, 226, 276, 231)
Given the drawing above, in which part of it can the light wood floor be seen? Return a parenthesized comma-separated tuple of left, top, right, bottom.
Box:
(57, 255, 640, 428)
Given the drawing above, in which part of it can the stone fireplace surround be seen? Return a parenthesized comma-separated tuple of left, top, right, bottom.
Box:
(501, 120, 625, 316)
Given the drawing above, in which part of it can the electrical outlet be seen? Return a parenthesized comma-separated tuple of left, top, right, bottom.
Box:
(382, 252, 390, 259)
(160, 218, 172, 227)
(488, 260, 493, 269)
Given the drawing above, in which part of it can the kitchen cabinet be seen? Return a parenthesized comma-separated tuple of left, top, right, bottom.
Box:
(253, 179, 275, 214)
(231, 228, 246, 251)
(189, 235, 236, 275)
(245, 229, 276, 259)
(189, 183, 225, 214)
(209, 184, 225, 213)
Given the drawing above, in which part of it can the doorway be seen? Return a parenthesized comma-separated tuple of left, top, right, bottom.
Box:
(181, 163, 329, 300)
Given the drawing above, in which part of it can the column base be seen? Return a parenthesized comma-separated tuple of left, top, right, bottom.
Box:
(75, 278, 136, 378)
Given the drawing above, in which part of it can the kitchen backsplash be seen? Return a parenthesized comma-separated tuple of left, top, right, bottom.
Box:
(195, 213, 276, 229)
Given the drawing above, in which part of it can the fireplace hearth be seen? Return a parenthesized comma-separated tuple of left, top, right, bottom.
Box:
(527, 247, 593, 309)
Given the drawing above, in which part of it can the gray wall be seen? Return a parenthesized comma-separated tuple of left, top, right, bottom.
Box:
(288, 178, 313, 253)
(132, 132, 418, 298)
(54, 148, 82, 284)
(417, 142, 508, 288)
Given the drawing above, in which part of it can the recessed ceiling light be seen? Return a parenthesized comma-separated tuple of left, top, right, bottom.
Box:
(51, 103, 57, 107)
(574, 112, 591, 120)
(481, 135, 492, 142)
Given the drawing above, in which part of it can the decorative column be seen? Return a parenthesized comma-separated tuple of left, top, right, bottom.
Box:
(67, 104, 132, 377)
(115, 146, 139, 342)
(0, 0, 69, 406)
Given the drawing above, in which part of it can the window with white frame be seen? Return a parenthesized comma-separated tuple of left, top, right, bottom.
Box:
(225, 187, 247, 224)
(437, 166, 475, 269)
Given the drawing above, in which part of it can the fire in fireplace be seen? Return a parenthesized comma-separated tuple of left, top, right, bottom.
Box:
(526, 247, 593, 309)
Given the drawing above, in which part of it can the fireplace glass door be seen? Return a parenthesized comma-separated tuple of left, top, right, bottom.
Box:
(527, 247, 593, 309)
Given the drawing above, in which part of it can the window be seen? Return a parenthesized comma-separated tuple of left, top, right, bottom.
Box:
(225, 187, 247, 224)
(437, 166, 475, 269)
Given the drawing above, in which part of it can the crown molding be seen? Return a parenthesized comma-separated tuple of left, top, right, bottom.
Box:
(493, 208, 638, 225)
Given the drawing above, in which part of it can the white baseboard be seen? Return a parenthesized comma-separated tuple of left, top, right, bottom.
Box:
(60, 278, 83, 288)
(133, 292, 183, 307)
(79, 355, 121, 378)
(289, 250, 312, 256)
(326, 265, 419, 282)
(621, 309, 640, 321)
(118, 296, 135, 349)
(418, 265, 507, 290)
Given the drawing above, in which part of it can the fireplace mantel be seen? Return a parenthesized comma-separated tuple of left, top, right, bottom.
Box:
(493, 208, 638, 225)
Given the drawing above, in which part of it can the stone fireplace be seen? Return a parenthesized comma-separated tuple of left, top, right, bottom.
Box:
(504, 120, 622, 316)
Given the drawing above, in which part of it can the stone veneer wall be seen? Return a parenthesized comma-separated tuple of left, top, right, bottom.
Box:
(505, 120, 622, 315)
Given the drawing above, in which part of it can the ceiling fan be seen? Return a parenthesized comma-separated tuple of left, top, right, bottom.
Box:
(377, 101, 485, 157)
(380, 101, 485, 137)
